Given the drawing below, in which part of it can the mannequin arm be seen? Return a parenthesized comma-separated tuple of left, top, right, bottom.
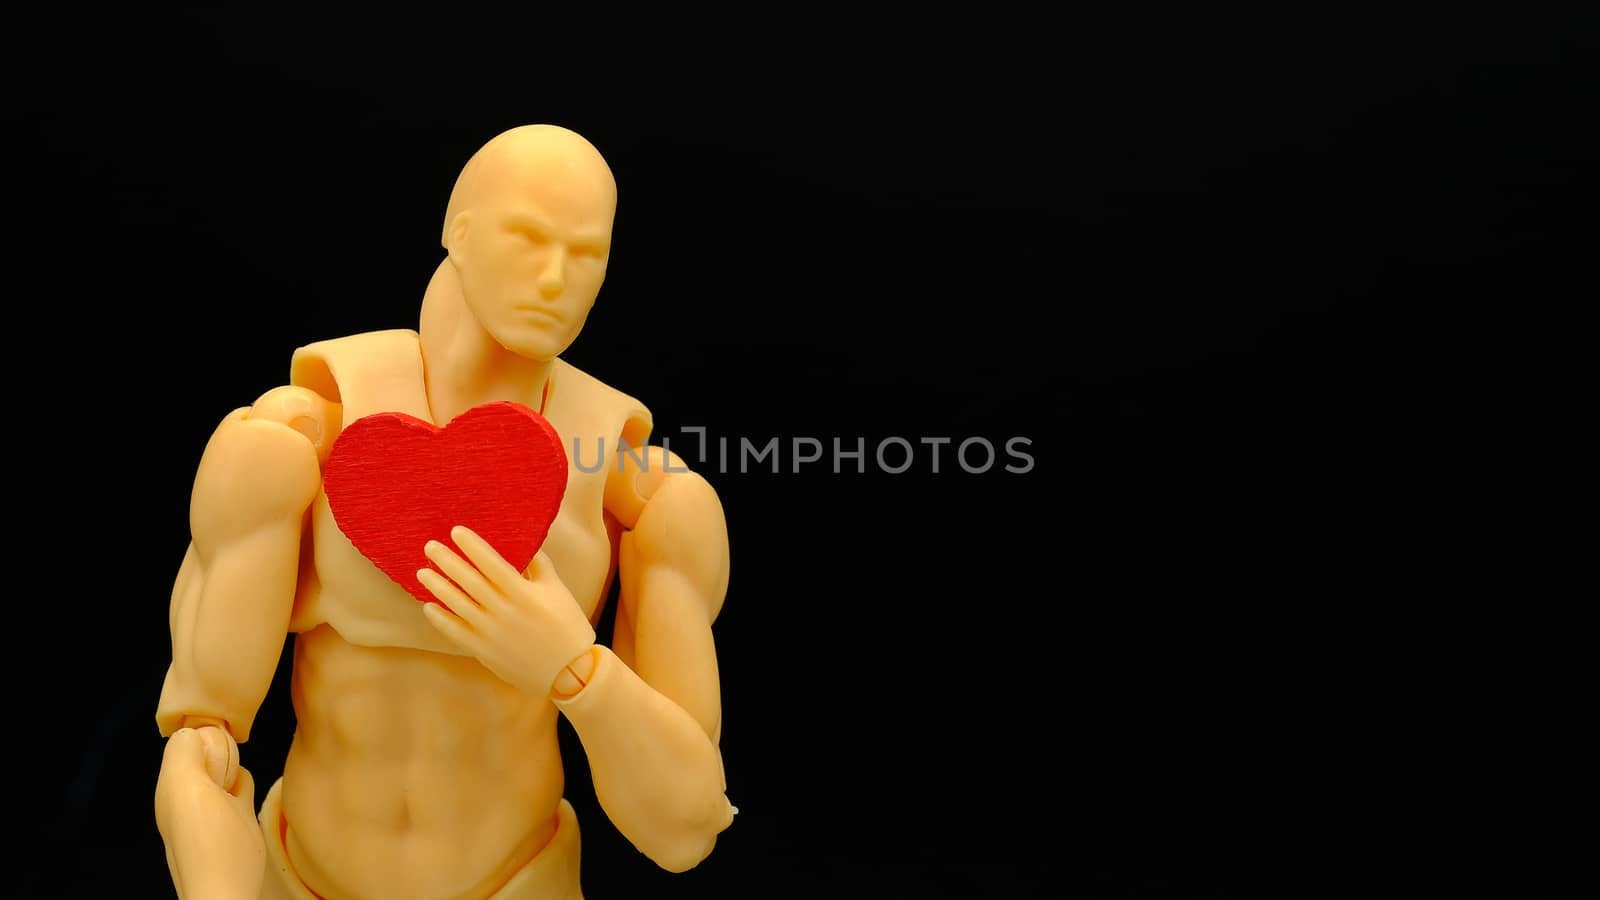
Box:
(154, 386, 335, 898)
(554, 446, 733, 871)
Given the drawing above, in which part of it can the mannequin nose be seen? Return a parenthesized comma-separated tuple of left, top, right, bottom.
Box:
(538, 253, 565, 299)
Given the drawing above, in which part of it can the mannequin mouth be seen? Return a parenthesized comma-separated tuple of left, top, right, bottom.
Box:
(517, 305, 562, 322)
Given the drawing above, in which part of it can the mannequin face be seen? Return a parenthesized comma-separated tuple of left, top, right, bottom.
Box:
(447, 131, 616, 361)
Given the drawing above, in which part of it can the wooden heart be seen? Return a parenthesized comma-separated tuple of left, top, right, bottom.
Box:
(322, 401, 568, 603)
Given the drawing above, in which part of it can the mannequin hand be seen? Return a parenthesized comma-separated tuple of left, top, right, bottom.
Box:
(154, 726, 265, 900)
(419, 525, 596, 697)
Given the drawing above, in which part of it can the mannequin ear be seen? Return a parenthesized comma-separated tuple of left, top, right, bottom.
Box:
(446, 211, 472, 269)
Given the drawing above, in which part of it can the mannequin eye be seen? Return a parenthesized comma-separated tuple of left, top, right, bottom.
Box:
(512, 225, 549, 245)
(571, 243, 607, 260)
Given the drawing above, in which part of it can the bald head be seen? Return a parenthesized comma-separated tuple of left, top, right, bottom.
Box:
(438, 125, 618, 362)
(442, 125, 617, 248)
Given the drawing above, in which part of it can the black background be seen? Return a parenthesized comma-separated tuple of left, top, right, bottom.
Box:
(21, 4, 1588, 898)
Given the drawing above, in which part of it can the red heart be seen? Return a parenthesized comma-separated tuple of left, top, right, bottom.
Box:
(322, 401, 568, 603)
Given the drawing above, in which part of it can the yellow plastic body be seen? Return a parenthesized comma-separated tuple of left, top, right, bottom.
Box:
(154, 125, 734, 900)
